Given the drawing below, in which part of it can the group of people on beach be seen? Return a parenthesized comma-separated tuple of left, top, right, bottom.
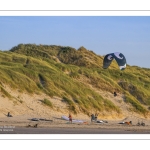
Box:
(68, 91, 117, 123)
(68, 113, 99, 123)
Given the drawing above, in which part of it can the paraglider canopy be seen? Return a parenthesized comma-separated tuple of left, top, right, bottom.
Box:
(103, 52, 127, 70)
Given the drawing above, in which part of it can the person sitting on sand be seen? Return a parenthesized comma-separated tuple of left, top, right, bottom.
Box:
(7, 112, 13, 117)
(69, 114, 72, 123)
(125, 121, 132, 125)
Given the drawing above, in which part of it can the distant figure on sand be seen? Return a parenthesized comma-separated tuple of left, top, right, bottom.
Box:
(125, 121, 132, 125)
(114, 91, 117, 97)
(95, 113, 99, 121)
(7, 112, 13, 117)
(91, 114, 95, 122)
(69, 114, 72, 123)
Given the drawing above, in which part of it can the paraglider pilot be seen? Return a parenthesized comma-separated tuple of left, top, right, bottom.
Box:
(114, 91, 117, 97)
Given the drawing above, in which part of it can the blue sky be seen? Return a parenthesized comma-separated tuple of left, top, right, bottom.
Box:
(0, 16, 150, 68)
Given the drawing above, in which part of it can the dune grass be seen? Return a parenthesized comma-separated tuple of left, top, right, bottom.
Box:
(42, 98, 53, 108)
(0, 44, 150, 116)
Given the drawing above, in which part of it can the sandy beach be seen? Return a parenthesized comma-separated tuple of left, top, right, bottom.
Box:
(1, 86, 150, 135)
(0, 113, 150, 134)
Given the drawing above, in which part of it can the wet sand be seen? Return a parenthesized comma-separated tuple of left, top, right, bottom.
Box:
(1, 126, 150, 134)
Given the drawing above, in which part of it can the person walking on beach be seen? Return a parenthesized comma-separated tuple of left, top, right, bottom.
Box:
(69, 114, 72, 123)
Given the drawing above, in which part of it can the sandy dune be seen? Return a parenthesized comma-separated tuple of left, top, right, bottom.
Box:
(1, 85, 150, 134)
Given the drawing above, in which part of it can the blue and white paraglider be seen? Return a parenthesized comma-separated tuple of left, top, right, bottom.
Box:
(103, 52, 127, 70)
